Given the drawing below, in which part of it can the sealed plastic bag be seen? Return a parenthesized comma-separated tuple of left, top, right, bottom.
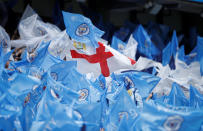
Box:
(134, 101, 203, 131)
(0, 26, 11, 53)
(133, 25, 160, 59)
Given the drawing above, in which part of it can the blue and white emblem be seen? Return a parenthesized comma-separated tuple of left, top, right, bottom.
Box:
(50, 72, 58, 81)
(124, 76, 134, 89)
(163, 115, 183, 131)
(36, 27, 47, 36)
(118, 43, 125, 51)
(76, 23, 89, 36)
(78, 88, 89, 101)
(1, 39, 8, 48)
(118, 111, 129, 122)
(28, 52, 38, 62)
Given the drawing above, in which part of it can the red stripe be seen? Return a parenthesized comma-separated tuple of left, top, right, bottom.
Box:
(71, 42, 113, 77)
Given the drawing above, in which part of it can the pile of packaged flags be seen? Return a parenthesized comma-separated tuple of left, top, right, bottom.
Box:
(0, 5, 203, 131)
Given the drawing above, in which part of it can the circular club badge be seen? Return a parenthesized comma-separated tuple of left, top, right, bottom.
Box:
(118, 111, 129, 122)
(78, 88, 89, 101)
(76, 23, 90, 36)
(163, 115, 183, 131)
(50, 72, 58, 81)
(28, 52, 38, 62)
(2, 39, 8, 48)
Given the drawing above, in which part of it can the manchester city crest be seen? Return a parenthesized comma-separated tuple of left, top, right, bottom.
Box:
(118, 43, 125, 51)
(144, 39, 150, 48)
(163, 115, 183, 131)
(36, 27, 47, 36)
(118, 111, 129, 122)
(1, 39, 8, 48)
(28, 52, 38, 62)
(76, 23, 89, 36)
(124, 76, 134, 90)
(78, 88, 89, 101)
(50, 72, 58, 81)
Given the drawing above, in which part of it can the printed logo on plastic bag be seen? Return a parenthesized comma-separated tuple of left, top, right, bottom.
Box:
(163, 115, 183, 131)
(78, 88, 89, 101)
(76, 23, 90, 36)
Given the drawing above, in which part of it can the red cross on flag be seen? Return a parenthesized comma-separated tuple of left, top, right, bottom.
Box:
(66, 39, 136, 78)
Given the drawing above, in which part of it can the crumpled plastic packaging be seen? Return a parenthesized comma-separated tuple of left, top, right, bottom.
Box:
(0, 25, 11, 54)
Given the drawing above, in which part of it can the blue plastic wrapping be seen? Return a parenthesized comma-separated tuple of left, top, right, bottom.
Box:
(111, 36, 126, 53)
(133, 25, 160, 59)
(162, 31, 179, 66)
(105, 87, 138, 131)
(134, 101, 203, 131)
(196, 36, 203, 76)
(0, 79, 23, 131)
(161, 83, 189, 107)
(29, 86, 83, 131)
(62, 11, 104, 48)
(189, 85, 203, 108)
(178, 45, 186, 62)
(113, 70, 160, 100)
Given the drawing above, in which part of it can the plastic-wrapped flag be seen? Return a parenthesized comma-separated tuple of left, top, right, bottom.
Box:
(62, 11, 104, 48)
(0, 26, 11, 54)
(134, 54, 203, 97)
(106, 79, 124, 107)
(111, 35, 138, 60)
(93, 74, 106, 91)
(161, 83, 189, 107)
(189, 85, 203, 108)
(0, 44, 14, 78)
(5, 73, 41, 130)
(134, 101, 203, 131)
(20, 4, 39, 22)
(12, 6, 66, 60)
(117, 116, 132, 131)
(20, 84, 48, 130)
(11, 13, 61, 50)
(47, 61, 102, 104)
(0, 79, 23, 131)
(185, 49, 198, 65)
(162, 31, 179, 66)
(171, 31, 179, 55)
(177, 45, 185, 62)
(10, 41, 61, 78)
(48, 30, 71, 59)
(62, 11, 136, 78)
(122, 34, 138, 60)
(27, 41, 62, 72)
(111, 36, 126, 53)
(133, 25, 160, 59)
(105, 87, 138, 131)
(113, 70, 160, 102)
(75, 102, 103, 131)
(30, 86, 83, 131)
(196, 36, 203, 76)
(8, 73, 41, 98)
(147, 22, 165, 50)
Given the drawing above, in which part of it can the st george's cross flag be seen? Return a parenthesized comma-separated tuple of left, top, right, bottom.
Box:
(62, 11, 136, 78)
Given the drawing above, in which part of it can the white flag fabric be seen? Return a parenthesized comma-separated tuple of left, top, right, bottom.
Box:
(64, 37, 136, 78)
